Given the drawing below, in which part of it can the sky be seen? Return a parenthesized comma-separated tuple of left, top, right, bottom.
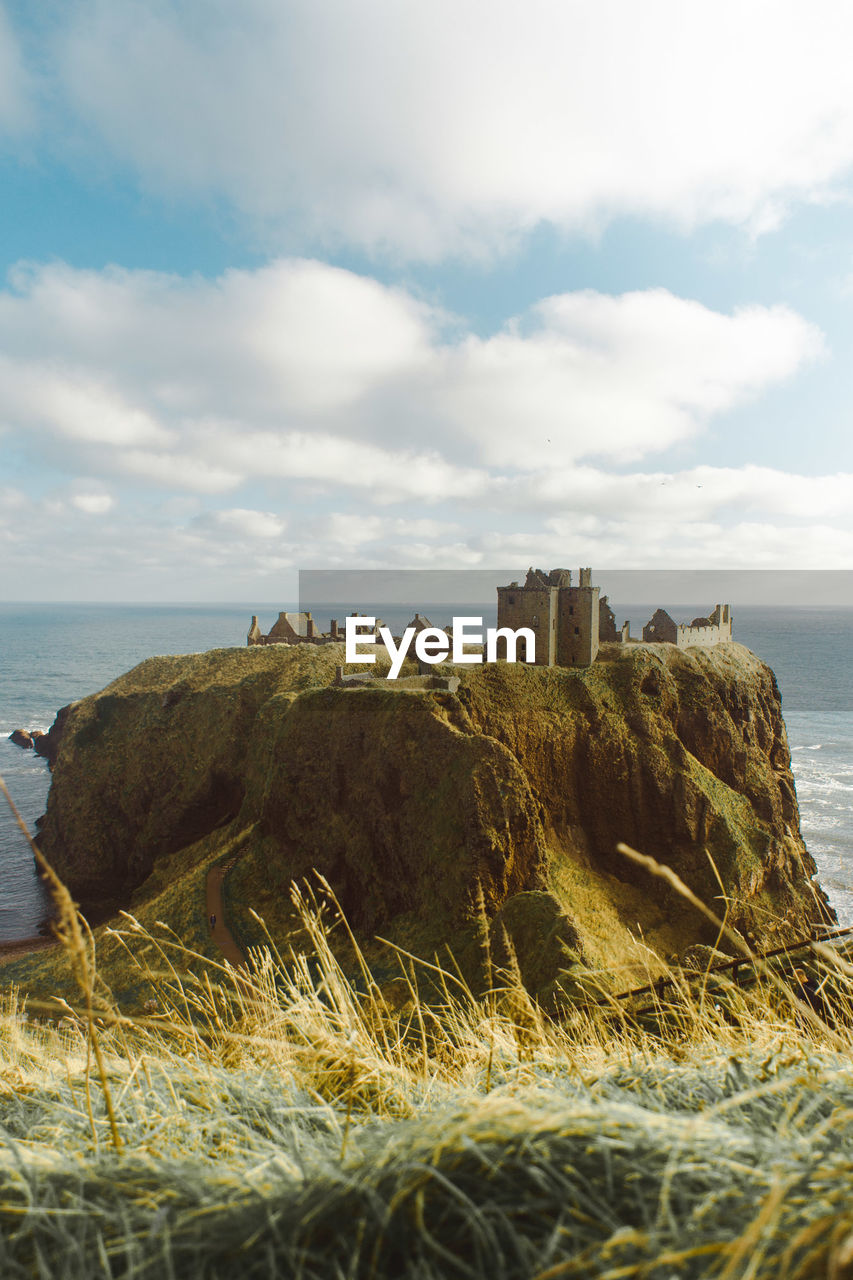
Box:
(2, 1, 853, 601)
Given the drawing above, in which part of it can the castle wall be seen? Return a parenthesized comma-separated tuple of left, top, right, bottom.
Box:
(674, 605, 732, 648)
(599, 596, 618, 642)
(643, 604, 732, 648)
(496, 584, 556, 665)
(710, 603, 733, 636)
(496, 568, 601, 667)
(555, 585, 600, 666)
(643, 609, 678, 643)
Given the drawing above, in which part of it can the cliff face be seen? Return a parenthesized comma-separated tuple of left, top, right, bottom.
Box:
(36, 641, 831, 996)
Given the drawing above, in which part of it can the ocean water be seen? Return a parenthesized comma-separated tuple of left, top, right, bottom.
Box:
(0, 603, 850, 943)
(0, 604, 260, 942)
(732, 608, 853, 928)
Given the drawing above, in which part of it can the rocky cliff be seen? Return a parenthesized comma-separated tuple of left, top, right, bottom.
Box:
(33, 640, 832, 1000)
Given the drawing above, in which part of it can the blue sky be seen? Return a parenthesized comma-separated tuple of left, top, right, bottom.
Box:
(2, 0, 853, 600)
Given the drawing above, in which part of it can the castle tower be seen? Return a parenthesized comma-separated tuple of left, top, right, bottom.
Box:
(496, 568, 557, 665)
(555, 567, 599, 667)
(496, 566, 600, 667)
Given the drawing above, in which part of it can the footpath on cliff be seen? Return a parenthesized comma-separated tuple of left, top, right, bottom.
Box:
(205, 861, 246, 970)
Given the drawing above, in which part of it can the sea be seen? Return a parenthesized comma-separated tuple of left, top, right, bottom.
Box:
(0, 602, 851, 944)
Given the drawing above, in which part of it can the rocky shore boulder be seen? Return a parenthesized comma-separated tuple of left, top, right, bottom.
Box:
(33, 641, 833, 1000)
(9, 730, 33, 749)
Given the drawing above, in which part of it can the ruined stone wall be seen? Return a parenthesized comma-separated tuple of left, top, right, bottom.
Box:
(711, 603, 733, 636)
(643, 609, 678, 644)
(643, 604, 733, 649)
(675, 622, 731, 647)
(599, 596, 618, 642)
(675, 605, 733, 648)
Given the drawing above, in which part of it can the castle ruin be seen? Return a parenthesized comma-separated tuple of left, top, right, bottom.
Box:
(248, 571, 733, 669)
(495, 568, 732, 668)
(247, 611, 385, 647)
(642, 604, 732, 647)
(496, 568, 601, 667)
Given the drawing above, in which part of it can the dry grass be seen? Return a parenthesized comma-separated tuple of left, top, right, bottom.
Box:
(0, 869, 851, 1277)
(3, 776, 853, 1276)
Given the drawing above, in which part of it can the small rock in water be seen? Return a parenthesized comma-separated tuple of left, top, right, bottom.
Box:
(9, 729, 33, 749)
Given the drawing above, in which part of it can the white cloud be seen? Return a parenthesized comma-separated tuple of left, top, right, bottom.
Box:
(0, 485, 27, 516)
(114, 449, 241, 494)
(481, 519, 853, 572)
(72, 492, 114, 514)
(0, 255, 845, 592)
(35, 0, 853, 256)
(207, 508, 286, 538)
(511, 464, 853, 522)
(0, 258, 439, 418)
(206, 429, 488, 503)
(0, 356, 172, 447)
(5, 470, 853, 601)
(309, 512, 463, 547)
(0, 260, 821, 497)
(439, 292, 823, 466)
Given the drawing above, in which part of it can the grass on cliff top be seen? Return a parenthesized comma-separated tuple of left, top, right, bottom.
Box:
(2, 866, 853, 1279)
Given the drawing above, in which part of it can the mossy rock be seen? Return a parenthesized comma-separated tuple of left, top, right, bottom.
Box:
(489, 891, 582, 997)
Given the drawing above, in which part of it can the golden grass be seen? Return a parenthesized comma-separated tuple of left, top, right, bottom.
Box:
(3, 773, 853, 1276)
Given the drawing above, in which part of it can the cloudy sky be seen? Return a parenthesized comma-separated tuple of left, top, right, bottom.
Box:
(2, 0, 853, 600)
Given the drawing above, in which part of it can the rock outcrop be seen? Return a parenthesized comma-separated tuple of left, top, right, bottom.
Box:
(32, 704, 73, 766)
(33, 641, 832, 999)
(9, 730, 33, 749)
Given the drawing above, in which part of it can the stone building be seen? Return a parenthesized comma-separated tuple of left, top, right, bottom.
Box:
(247, 611, 383, 646)
(496, 567, 600, 667)
(248, 611, 321, 645)
(407, 613, 433, 633)
(642, 604, 732, 648)
(495, 569, 733, 668)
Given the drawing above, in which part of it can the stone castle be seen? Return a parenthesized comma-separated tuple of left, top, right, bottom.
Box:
(248, 569, 733, 669)
(495, 567, 732, 667)
(497, 567, 601, 667)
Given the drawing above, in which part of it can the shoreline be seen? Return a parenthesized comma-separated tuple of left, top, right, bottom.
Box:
(0, 934, 58, 966)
